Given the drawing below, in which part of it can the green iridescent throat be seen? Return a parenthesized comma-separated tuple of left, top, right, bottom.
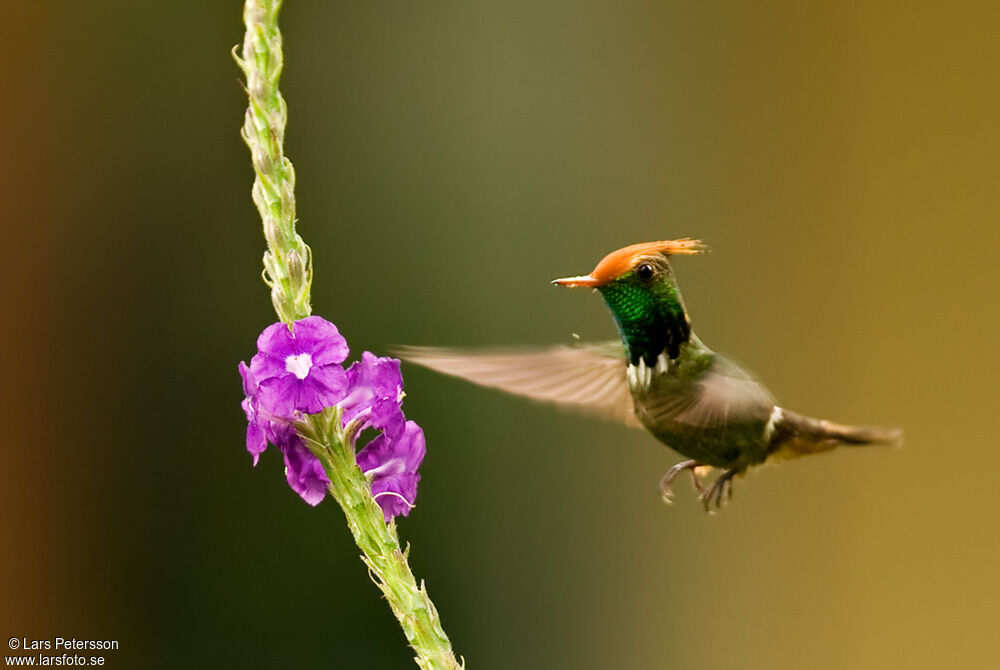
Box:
(598, 274, 690, 366)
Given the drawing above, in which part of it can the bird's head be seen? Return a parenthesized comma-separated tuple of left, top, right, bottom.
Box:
(552, 239, 706, 363)
(551, 239, 704, 290)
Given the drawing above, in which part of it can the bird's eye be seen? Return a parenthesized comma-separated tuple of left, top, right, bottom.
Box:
(636, 263, 655, 281)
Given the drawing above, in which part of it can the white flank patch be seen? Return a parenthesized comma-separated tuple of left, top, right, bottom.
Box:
(285, 352, 314, 380)
(656, 353, 670, 374)
(763, 406, 784, 442)
(629, 358, 654, 391)
(629, 354, 671, 391)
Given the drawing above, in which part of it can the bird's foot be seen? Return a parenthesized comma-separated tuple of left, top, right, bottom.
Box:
(659, 460, 706, 504)
(699, 467, 741, 512)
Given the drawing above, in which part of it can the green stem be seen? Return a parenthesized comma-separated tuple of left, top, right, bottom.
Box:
(236, 3, 461, 668)
(236, 0, 312, 324)
(298, 412, 461, 670)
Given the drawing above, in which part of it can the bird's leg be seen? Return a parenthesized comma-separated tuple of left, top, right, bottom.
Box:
(700, 467, 741, 512)
(659, 460, 705, 504)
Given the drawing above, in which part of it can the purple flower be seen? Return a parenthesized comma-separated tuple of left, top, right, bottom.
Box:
(239, 316, 425, 519)
(357, 421, 425, 521)
(241, 360, 328, 505)
(250, 316, 350, 418)
(341, 352, 405, 440)
(238, 362, 267, 465)
(239, 361, 297, 464)
(282, 435, 330, 507)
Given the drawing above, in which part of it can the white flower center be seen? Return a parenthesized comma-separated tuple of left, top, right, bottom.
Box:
(284, 353, 314, 380)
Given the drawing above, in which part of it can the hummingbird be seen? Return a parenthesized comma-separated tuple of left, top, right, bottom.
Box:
(398, 239, 901, 510)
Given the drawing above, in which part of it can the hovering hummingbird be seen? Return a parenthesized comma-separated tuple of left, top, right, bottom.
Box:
(398, 239, 901, 510)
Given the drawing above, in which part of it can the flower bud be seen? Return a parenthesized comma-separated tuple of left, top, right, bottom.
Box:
(262, 251, 282, 285)
(262, 214, 282, 246)
(287, 248, 307, 287)
(247, 71, 266, 100)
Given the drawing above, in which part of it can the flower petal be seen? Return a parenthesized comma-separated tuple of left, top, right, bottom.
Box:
(282, 436, 329, 506)
(257, 374, 299, 418)
(340, 375, 374, 424)
(371, 394, 405, 440)
(264, 419, 294, 447)
(240, 395, 255, 423)
(395, 421, 427, 472)
(256, 321, 296, 360)
(369, 356, 402, 396)
(357, 421, 426, 482)
(370, 473, 420, 521)
(238, 361, 258, 397)
(291, 316, 349, 366)
(339, 352, 403, 429)
(246, 419, 267, 465)
(250, 350, 288, 383)
(302, 364, 349, 412)
(356, 433, 401, 476)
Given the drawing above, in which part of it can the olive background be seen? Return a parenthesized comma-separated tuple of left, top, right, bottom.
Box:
(3, 2, 999, 668)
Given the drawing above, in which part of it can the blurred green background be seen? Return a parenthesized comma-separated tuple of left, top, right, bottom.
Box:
(3, 1, 999, 668)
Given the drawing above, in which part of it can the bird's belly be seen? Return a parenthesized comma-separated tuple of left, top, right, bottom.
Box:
(637, 415, 771, 470)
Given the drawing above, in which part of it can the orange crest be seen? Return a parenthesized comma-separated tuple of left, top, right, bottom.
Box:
(553, 239, 705, 287)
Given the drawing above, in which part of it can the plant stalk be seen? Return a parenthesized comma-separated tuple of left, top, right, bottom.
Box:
(298, 412, 461, 670)
(236, 0, 312, 324)
(236, 3, 461, 668)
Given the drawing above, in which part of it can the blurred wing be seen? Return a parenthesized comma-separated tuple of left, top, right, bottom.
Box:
(395, 343, 640, 427)
(644, 357, 775, 432)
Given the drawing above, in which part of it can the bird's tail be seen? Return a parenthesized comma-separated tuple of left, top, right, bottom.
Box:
(772, 409, 902, 457)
